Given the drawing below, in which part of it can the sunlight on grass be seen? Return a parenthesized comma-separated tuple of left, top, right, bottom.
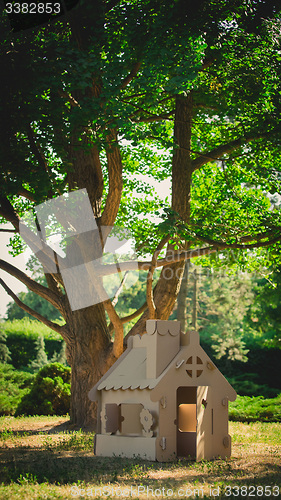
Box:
(230, 421, 281, 445)
(0, 417, 280, 500)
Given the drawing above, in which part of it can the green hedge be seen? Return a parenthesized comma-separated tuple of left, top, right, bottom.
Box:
(229, 394, 281, 422)
(3, 319, 64, 369)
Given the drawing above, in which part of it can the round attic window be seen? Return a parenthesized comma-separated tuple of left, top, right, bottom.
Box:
(186, 356, 203, 378)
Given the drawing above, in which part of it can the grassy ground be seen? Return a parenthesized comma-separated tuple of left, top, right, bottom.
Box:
(0, 416, 280, 499)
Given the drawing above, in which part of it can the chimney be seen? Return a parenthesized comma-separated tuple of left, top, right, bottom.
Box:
(144, 320, 181, 378)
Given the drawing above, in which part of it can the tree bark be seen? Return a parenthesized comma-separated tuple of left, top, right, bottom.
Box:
(61, 124, 126, 426)
(177, 261, 189, 331)
(65, 303, 114, 428)
(128, 93, 193, 336)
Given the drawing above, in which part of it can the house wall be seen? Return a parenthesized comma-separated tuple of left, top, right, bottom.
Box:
(94, 388, 159, 460)
(100, 388, 159, 437)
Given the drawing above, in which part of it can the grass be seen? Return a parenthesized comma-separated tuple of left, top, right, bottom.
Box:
(0, 416, 280, 499)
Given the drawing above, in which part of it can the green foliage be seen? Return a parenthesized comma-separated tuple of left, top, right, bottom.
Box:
(0, 1, 280, 255)
(229, 394, 281, 423)
(5, 290, 62, 322)
(3, 319, 66, 369)
(244, 266, 281, 349)
(183, 267, 254, 362)
(27, 335, 49, 372)
(0, 363, 33, 416)
(227, 373, 279, 398)
(15, 363, 71, 416)
(0, 324, 11, 363)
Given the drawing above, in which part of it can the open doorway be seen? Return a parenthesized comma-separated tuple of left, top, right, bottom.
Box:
(176, 387, 197, 458)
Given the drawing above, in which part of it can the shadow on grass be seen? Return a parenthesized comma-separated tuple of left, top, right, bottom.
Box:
(0, 419, 84, 437)
(1, 445, 281, 491)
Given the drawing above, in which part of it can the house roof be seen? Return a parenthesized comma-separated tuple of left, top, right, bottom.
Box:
(97, 347, 159, 391)
(89, 321, 237, 402)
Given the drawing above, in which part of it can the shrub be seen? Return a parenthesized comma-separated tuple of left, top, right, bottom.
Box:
(15, 363, 71, 416)
(229, 394, 281, 422)
(3, 319, 66, 369)
(0, 363, 34, 415)
(0, 325, 11, 363)
(227, 373, 279, 398)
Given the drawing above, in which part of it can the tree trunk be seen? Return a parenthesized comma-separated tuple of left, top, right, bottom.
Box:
(66, 303, 114, 428)
(177, 260, 189, 331)
(128, 94, 193, 337)
(192, 268, 198, 330)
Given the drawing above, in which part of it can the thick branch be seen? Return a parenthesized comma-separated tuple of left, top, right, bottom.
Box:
(100, 129, 123, 228)
(103, 298, 124, 358)
(112, 271, 129, 307)
(193, 230, 281, 249)
(120, 61, 142, 89)
(199, 58, 214, 71)
(147, 236, 170, 319)
(91, 246, 217, 276)
(17, 187, 36, 202)
(0, 228, 16, 233)
(191, 133, 271, 171)
(121, 301, 147, 324)
(0, 259, 62, 310)
(0, 196, 20, 231)
(0, 277, 66, 337)
(95, 230, 281, 277)
(108, 301, 147, 335)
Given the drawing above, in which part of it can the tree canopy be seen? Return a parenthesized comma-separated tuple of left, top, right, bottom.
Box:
(0, 0, 281, 426)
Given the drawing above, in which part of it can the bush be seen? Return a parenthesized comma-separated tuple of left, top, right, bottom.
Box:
(229, 394, 281, 422)
(227, 373, 280, 398)
(0, 363, 34, 415)
(0, 326, 11, 363)
(15, 363, 71, 416)
(3, 319, 66, 369)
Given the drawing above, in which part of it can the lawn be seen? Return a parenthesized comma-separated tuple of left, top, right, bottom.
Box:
(0, 416, 280, 499)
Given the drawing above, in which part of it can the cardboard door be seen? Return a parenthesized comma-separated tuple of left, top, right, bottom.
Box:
(196, 386, 212, 460)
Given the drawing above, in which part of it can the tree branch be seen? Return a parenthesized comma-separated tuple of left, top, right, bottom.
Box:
(91, 246, 216, 276)
(58, 89, 80, 108)
(192, 229, 281, 249)
(103, 298, 124, 358)
(17, 187, 36, 202)
(94, 229, 281, 277)
(0, 277, 66, 338)
(147, 236, 170, 319)
(100, 128, 123, 228)
(120, 61, 142, 89)
(191, 133, 271, 171)
(0, 228, 16, 233)
(108, 300, 147, 335)
(121, 301, 147, 324)
(111, 271, 129, 307)
(0, 259, 62, 310)
(27, 124, 50, 175)
(0, 196, 20, 231)
(131, 113, 174, 123)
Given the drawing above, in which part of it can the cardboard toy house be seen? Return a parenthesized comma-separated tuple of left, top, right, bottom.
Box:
(88, 320, 237, 461)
